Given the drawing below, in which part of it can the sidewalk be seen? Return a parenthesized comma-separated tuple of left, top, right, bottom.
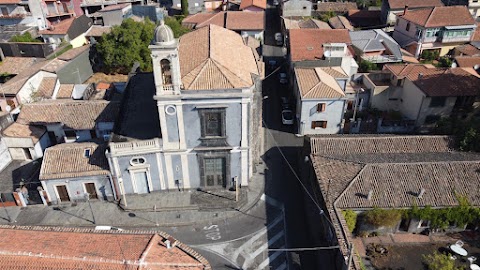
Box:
(0, 163, 266, 228)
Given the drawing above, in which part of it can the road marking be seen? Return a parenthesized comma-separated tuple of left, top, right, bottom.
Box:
(257, 248, 285, 270)
(242, 230, 285, 269)
(203, 224, 222, 241)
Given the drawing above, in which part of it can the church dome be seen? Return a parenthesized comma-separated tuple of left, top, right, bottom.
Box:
(154, 20, 176, 46)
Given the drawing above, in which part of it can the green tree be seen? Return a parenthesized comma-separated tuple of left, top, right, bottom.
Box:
(358, 60, 379, 72)
(342, 210, 358, 233)
(96, 18, 155, 74)
(422, 251, 464, 270)
(181, 0, 189, 16)
(319, 10, 336, 22)
(164, 16, 190, 38)
(363, 208, 402, 227)
(436, 56, 453, 68)
(10, 32, 40, 43)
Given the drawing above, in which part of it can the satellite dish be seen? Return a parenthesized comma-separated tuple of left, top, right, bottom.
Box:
(474, 64, 480, 70)
(324, 50, 331, 57)
(5, 105, 11, 112)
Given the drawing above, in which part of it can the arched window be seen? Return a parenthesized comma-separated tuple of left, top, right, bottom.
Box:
(160, 59, 172, 85)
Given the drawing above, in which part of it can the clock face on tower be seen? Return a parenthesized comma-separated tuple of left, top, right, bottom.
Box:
(165, 105, 177, 115)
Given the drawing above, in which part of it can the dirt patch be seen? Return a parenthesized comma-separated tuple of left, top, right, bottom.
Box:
(86, 72, 128, 84)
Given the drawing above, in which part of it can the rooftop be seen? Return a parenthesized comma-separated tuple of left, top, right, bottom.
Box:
(0, 57, 39, 75)
(85, 25, 112, 37)
(183, 12, 265, 31)
(56, 84, 75, 99)
(350, 29, 402, 59)
(283, 18, 331, 30)
(0, 226, 210, 270)
(1, 123, 46, 143)
(294, 67, 347, 99)
(98, 3, 130, 12)
(39, 142, 109, 180)
(455, 44, 480, 56)
(17, 100, 120, 130)
(57, 45, 90, 61)
(387, 0, 444, 10)
(289, 29, 351, 62)
(178, 24, 259, 90)
(315, 1, 357, 12)
(454, 56, 480, 68)
(37, 77, 57, 98)
(239, 0, 266, 10)
(400, 6, 475, 27)
(328, 15, 353, 30)
(39, 17, 75, 35)
(385, 64, 480, 96)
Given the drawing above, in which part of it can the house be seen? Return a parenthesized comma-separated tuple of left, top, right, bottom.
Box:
(204, 0, 224, 12)
(106, 23, 262, 199)
(171, 0, 204, 14)
(15, 100, 119, 144)
(97, 3, 132, 26)
(1, 123, 49, 160)
(0, 0, 31, 26)
(39, 15, 93, 49)
(453, 43, 480, 56)
(453, 56, 480, 71)
(239, 0, 266, 12)
(350, 29, 403, 64)
(182, 11, 265, 39)
(282, 0, 312, 17)
(293, 66, 349, 135)
(301, 135, 480, 270)
(392, 6, 477, 58)
(288, 29, 358, 79)
(0, 225, 212, 269)
(362, 64, 480, 131)
(80, 0, 141, 17)
(39, 142, 114, 204)
(468, 0, 480, 18)
(381, 0, 444, 27)
(328, 15, 353, 30)
(282, 17, 331, 30)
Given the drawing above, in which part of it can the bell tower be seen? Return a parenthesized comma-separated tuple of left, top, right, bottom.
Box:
(149, 21, 182, 95)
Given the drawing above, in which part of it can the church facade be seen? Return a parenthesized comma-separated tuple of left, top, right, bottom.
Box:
(105, 23, 263, 199)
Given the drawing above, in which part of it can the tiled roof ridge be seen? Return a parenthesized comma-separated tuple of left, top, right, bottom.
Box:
(211, 58, 244, 87)
(423, 7, 436, 28)
(198, 12, 225, 28)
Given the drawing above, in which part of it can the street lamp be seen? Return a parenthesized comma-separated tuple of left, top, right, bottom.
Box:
(84, 192, 96, 224)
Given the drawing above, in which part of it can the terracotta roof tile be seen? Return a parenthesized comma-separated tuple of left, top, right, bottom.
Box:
(385, 64, 480, 96)
(289, 29, 351, 61)
(41, 59, 68, 73)
(400, 6, 475, 27)
(0, 226, 210, 270)
(56, 84, 75, 99)
(179, 24, 259, 90)
(0, 60, 51, 95)
(473, 23, 480, 42)
(239, 0, 266, 10)
(85, 25, 112, 37)
(183, 13, 218, 27)
(17, 100, 120, 130)
(0, 0, 20, 4)
(0, 57, 39, 75)
(39, 142, 109, 179)
(387, 0, 443, 10)
(328, 15, 353, 30)
(283, 18, 331, 29)
(454, 56, 480, 68)
(37, 77, 57, 98)
(455, 44, 480, 56)
(295, 67, 347, 99)
(39, 17, 74, 35)
(226, 11, 264, 30)
(1, 123, 46, 143)
(315, 2, 357, 12)
(58, 45, 90, 61)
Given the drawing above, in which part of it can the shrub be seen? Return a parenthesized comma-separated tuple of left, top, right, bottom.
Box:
(422, 251, 464, 270)
(363, 208, 402, 227)
(358, 60, 379, 72)
(10, 32, 40, 43)
(342, 210, 358, 233)
(421, 50, 439, 61)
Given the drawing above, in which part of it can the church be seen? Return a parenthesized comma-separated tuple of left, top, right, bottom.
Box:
(105, 22, 263, 200)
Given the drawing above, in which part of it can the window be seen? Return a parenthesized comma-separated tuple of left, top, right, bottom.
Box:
(425, 115, 440, 124)
(429, 97, 446, 107)
(64, 130, 76, 140)
(1, 7, 8, 16)
(200, 110, 225, 138)
(415, 28, 422, 38)
(90, 130, 97, 139)
(406, 22, 410, 31)
(311, 121, 327, 129)
(160, 59, 172, 85)
(396, 79, 403, 86)
(130, 157, 146, 166)
(316, 103, 326, 112)
(204, 158, 226, 187)
(84, 149, 91, 158)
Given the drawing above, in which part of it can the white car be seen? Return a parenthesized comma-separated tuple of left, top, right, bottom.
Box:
(275, 32, 283, 46)
(279, 72, 287, 84)
(281, 109, 294, 125)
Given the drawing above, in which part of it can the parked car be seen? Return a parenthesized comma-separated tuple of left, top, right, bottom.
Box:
(281, 96, 290, 109)
(279, 72, 287, 84)
(275, 33, 283, 46)
(281, 109, 294, 125)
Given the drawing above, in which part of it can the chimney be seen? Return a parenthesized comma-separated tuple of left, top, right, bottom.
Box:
(418, 188, 426, 199)
(418, 73, 423, 80)
(367, 190, 373, 201)
(403, 5, 408, 15)
(164, 239, 171, 249)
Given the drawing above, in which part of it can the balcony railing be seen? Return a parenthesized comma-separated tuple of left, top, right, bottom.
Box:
(361, 54, 402, 64)
(110, 138, 162, 155)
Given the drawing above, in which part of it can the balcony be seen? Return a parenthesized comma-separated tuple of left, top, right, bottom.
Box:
(361, 54, 402, 64)
(0, 13, 27, 19)
(45, 10, 74, 17)
(440, 36, 472, 43)
(109, 138, 162, 155)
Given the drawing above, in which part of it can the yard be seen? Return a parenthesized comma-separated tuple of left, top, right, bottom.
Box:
(366, 233, 480, 270)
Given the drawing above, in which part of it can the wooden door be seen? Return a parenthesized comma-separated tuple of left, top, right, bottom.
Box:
(56, 185, 70, 202)
(84, 183, 98, 199)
